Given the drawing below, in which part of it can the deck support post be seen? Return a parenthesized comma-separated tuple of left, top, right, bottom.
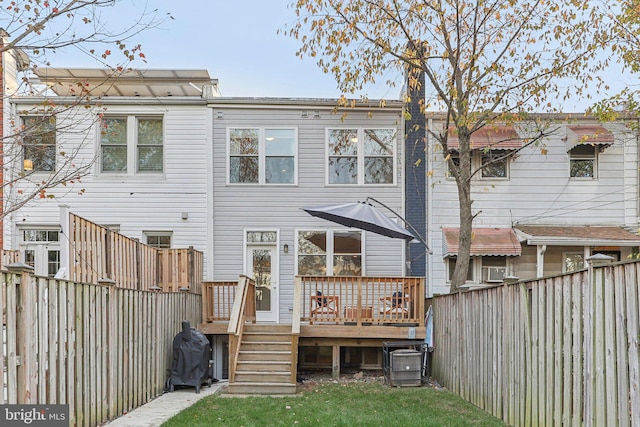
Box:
(332, 345, 340, 379)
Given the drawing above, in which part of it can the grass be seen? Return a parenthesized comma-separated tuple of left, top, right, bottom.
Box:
(162, 382, 506, 427)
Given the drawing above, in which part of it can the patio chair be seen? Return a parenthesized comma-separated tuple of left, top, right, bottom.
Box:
(310, 291, 340, 324)
(379, 291, 410, 319)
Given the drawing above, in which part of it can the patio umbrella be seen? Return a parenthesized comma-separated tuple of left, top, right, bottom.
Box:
(302, 199, 419, 242)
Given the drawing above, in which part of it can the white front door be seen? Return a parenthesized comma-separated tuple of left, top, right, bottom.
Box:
(20, 229, 62, 277)
(248, 245, 279, 322)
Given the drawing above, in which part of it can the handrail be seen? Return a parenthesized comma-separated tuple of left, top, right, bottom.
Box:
(227, 275, 255, 382)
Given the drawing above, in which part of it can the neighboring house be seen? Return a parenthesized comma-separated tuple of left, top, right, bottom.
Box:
(420, 115, 640, 295)
(3, 66, 219, 277)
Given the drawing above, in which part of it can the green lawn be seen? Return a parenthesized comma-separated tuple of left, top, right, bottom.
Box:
(162, 382, 506, 427)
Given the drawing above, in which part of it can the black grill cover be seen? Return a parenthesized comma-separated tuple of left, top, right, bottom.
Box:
(168, 320, 212, 393)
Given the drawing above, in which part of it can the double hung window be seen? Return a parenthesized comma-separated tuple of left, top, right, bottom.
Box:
(327, 128, 395, 185)
(229, 128, 296, 184)
(100, 116, 164, 174)
(22, 116, 56, 172)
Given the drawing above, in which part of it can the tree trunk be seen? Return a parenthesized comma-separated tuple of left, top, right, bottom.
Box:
(450, 132, 474, 292)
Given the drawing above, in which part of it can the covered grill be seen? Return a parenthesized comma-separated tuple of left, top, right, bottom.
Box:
(167, 320, 213, 393)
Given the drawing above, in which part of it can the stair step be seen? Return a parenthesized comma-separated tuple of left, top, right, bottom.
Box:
(237, 361, 291, 372)
(234, 371, 291, 383)
(243, 333, 292, 342)
(238, 350, 291, 362)
(227, 382, 297, 395)
(240, 342, 291, 352)
(243, 324, 291, 333)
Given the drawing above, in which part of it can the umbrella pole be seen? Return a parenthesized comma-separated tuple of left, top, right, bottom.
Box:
(365, 197, 432, 254)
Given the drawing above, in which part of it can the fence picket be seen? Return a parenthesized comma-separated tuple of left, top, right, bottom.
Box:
(433, 263, 639, 426)
(1, 270, 201, 427)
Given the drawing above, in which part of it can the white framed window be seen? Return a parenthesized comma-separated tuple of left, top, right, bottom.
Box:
(20, 227, 61, 277)
(297, 230, 363, 276)
(569, 145, 597, 179)
(100, 115, 164, 174)
(448, 256, 507, 283)
(327, 128, 396, 185)
(228, 127, 297, 184)
(143, 231, 172, 248)
(21, 116, 56, 172)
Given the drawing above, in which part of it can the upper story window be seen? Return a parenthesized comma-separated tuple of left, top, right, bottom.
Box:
(297, 230, 363, 276)
(22, 116, 56, 172)
(569, 144, 596, 178)
(447, 151, 510, 179)
(327, 128, 395, 185)
(100, 116, 164, 174)
(228, 128, 297, 185)
(481, 151, 509, 178)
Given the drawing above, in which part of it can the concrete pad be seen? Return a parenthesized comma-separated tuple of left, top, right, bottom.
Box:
(101, 381, 227, 427)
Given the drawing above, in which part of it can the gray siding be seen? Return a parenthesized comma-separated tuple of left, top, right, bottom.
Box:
(210, 103, 406, 323)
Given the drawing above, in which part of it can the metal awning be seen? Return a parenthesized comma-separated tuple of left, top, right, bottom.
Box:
(565, 125, 614, 151)
(447, 126, 521, 150)
(32, 67, 219, 97)
(442, 227, 522, 257)
(515, 225, 640, 246)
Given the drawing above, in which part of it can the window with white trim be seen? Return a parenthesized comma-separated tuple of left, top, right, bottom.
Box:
(100, 116, 164, 174)
(228, 128, 296, 184)
(297, 230, 363, 276)
(22, 116, 56, 172)
(448, 256, 507, 283)
(327, 128, 395, 185)
(143, 231, 172, 248)
(20, 228, 61, 277)
(569, 145, 596, 178)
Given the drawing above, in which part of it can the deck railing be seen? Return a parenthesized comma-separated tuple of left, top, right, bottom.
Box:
(68, 212, 203, 292)
(296, 276, 425, 326)
(202, 281, 238, 323)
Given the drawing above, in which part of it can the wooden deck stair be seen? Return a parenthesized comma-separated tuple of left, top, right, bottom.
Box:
(228, 324, 297, 395)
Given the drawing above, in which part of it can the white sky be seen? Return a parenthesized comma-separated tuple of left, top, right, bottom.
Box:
(44, 0, 402, 100)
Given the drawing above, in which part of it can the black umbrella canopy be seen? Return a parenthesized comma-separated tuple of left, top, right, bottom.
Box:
(302, 201, 417, 241)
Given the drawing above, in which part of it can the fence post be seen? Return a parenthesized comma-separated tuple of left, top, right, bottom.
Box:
(7, 262, 36, 404)
(98, 278, 118, 419)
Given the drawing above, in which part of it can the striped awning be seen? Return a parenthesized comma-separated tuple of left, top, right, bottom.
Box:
(442, 227, 522, 257)
(565, 125, 614, 151)
(447, 126, 521, 150)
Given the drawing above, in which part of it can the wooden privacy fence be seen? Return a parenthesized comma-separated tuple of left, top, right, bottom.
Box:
(69, 213, 203, 292)
(432, 260, 640, 426)
(0, 266, 202, 427)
